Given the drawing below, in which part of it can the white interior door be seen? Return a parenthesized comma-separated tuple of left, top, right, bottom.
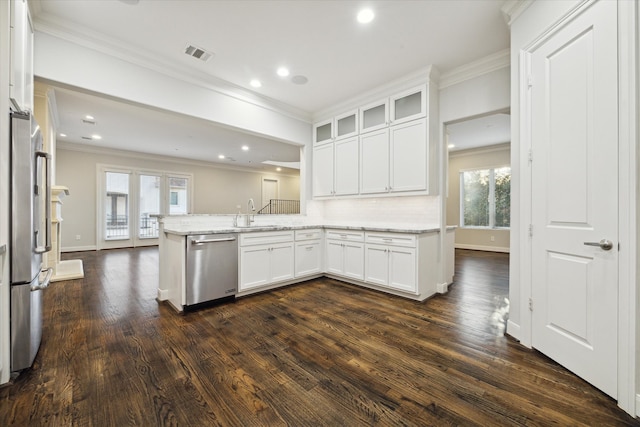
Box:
(529, 0, 618, 398)
(262, 178, 279, 211)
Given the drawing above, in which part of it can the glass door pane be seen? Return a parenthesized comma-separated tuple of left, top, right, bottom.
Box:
(105, 172, 130, 240)
(168, 176, 189, 214)
(139, 174, 160, 239)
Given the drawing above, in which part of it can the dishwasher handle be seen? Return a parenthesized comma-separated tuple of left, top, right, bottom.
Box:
(191, 237, 237, 244)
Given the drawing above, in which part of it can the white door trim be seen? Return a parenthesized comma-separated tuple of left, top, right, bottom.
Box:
(615, 0, 637, 415)
(513, 0, 637, 415)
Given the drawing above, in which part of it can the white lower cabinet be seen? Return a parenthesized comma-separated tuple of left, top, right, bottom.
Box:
(239, 231, 294, 292)
(364, 232, 418, 294)
(365, 244, 416, 293)
(325, 230, 365, 280)
(295, 241, 322, 277)
(235, 228, 439, 300)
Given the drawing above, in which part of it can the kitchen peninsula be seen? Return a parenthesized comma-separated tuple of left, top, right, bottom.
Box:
(158, 214, 455, 312)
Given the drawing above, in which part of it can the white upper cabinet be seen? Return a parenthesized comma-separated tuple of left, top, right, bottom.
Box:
(313, 137, 359, 198)
(313, 119, 333, 145)
(390, 118, 427, 192)
(360, 128, 390, 194)
(312, 69, 438, 199)
(359, 99, 389, 134)
(334, 137, 359, 196)
(312, 143, 334, 197)
(390, 85, 426, 126)
(335, 109, 358, 140)
(10, 0, 33, 112)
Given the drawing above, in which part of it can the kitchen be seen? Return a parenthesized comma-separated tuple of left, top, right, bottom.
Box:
(0, 0, 638, 424)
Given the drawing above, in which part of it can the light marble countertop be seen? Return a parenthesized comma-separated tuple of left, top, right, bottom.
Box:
(162, 222, 456, 236)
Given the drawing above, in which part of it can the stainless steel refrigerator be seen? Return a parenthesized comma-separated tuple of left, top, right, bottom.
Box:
(10, 110, 53, 372)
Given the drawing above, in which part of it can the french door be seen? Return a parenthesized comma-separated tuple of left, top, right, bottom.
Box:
(99, 166, 191, 249)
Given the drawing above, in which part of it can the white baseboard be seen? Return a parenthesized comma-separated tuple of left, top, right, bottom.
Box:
(506, 320, 521, 341)
(436, 282, 448, 294)
(61, 245, 96, 253)
(455, 243, 510, 253)
(157, 288, 169, 301)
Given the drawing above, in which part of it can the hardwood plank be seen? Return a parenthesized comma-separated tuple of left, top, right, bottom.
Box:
(0, 248, 636, 426)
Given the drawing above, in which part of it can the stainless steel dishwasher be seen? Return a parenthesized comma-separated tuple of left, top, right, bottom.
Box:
(185, 234, 238, 308)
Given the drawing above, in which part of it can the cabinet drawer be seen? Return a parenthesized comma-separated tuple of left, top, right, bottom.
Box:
(325, 229, 364, 242)
(365, 232, 416, 247)
(239, 230, 294, 247)
(295, 229, 322, 241)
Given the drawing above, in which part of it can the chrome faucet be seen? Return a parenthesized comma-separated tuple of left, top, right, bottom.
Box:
(246, 198, 255, 226)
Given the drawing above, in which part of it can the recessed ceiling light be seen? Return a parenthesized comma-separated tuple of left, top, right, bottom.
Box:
(276, 167, 282, 172)
(357, 9, 375, 24)
(59, 133, 67, 137)
(91, 134, 102, 140)
(241, 145, 249, 151)
(85, 115, 94, 120)
(250, 79, 262, 88)
(218, 154, 225, 159)
(448, 143, 455, 149)
(277, 67, 290, 77)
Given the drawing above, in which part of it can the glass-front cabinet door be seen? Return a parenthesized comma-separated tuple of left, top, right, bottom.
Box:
(335, 109, 358, 140)
(390, 85, 426, 125)
(313, 119, 333, 145)
(359, 99, 388, 134)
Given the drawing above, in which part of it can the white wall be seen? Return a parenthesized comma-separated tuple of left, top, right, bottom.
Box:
(56, 145, 300, 251)
(447, 144, 510, 252)
(307, 196, 440, 225)
(34, 32, 312, 147)
(440, 67, 510, 125)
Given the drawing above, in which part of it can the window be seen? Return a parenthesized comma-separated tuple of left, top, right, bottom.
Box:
(460, 166, 510, 228)
(168, 176, 188, 214)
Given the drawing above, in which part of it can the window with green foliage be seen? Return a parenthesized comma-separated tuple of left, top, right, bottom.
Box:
(460, 166, 510, 228)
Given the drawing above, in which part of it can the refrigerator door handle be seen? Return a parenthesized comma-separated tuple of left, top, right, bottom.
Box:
(34, 150, 52, 253)
(31, 268, 53, 291)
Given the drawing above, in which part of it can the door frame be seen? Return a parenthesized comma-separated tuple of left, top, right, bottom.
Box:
(510, 0, 637, 415)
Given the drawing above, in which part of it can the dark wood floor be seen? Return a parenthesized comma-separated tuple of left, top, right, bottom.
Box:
(1, 248, 637, 426)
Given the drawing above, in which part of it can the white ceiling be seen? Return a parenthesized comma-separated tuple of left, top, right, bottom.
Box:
(31, 0, 510, 168)
(447, 113, 511, 152)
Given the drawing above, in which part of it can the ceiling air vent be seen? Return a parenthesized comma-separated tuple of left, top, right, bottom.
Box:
(82, 119, 95, 125)
(81, 136, 92, 140)
(184, 44, 214, 62)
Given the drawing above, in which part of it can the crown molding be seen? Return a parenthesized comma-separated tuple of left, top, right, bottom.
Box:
(313, 65, 438, 122)
(439, 49, 510, 89)
(32, 14, 312, 124)
(500, 0, 534, 27)
(57, 141, 300, 178)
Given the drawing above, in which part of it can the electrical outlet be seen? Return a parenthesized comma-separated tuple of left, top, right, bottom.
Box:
(75, 235, 81, 240)
(490, 235, 495, 242)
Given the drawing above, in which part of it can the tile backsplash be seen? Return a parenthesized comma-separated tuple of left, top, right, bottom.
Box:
(307, 196, 440, 225)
